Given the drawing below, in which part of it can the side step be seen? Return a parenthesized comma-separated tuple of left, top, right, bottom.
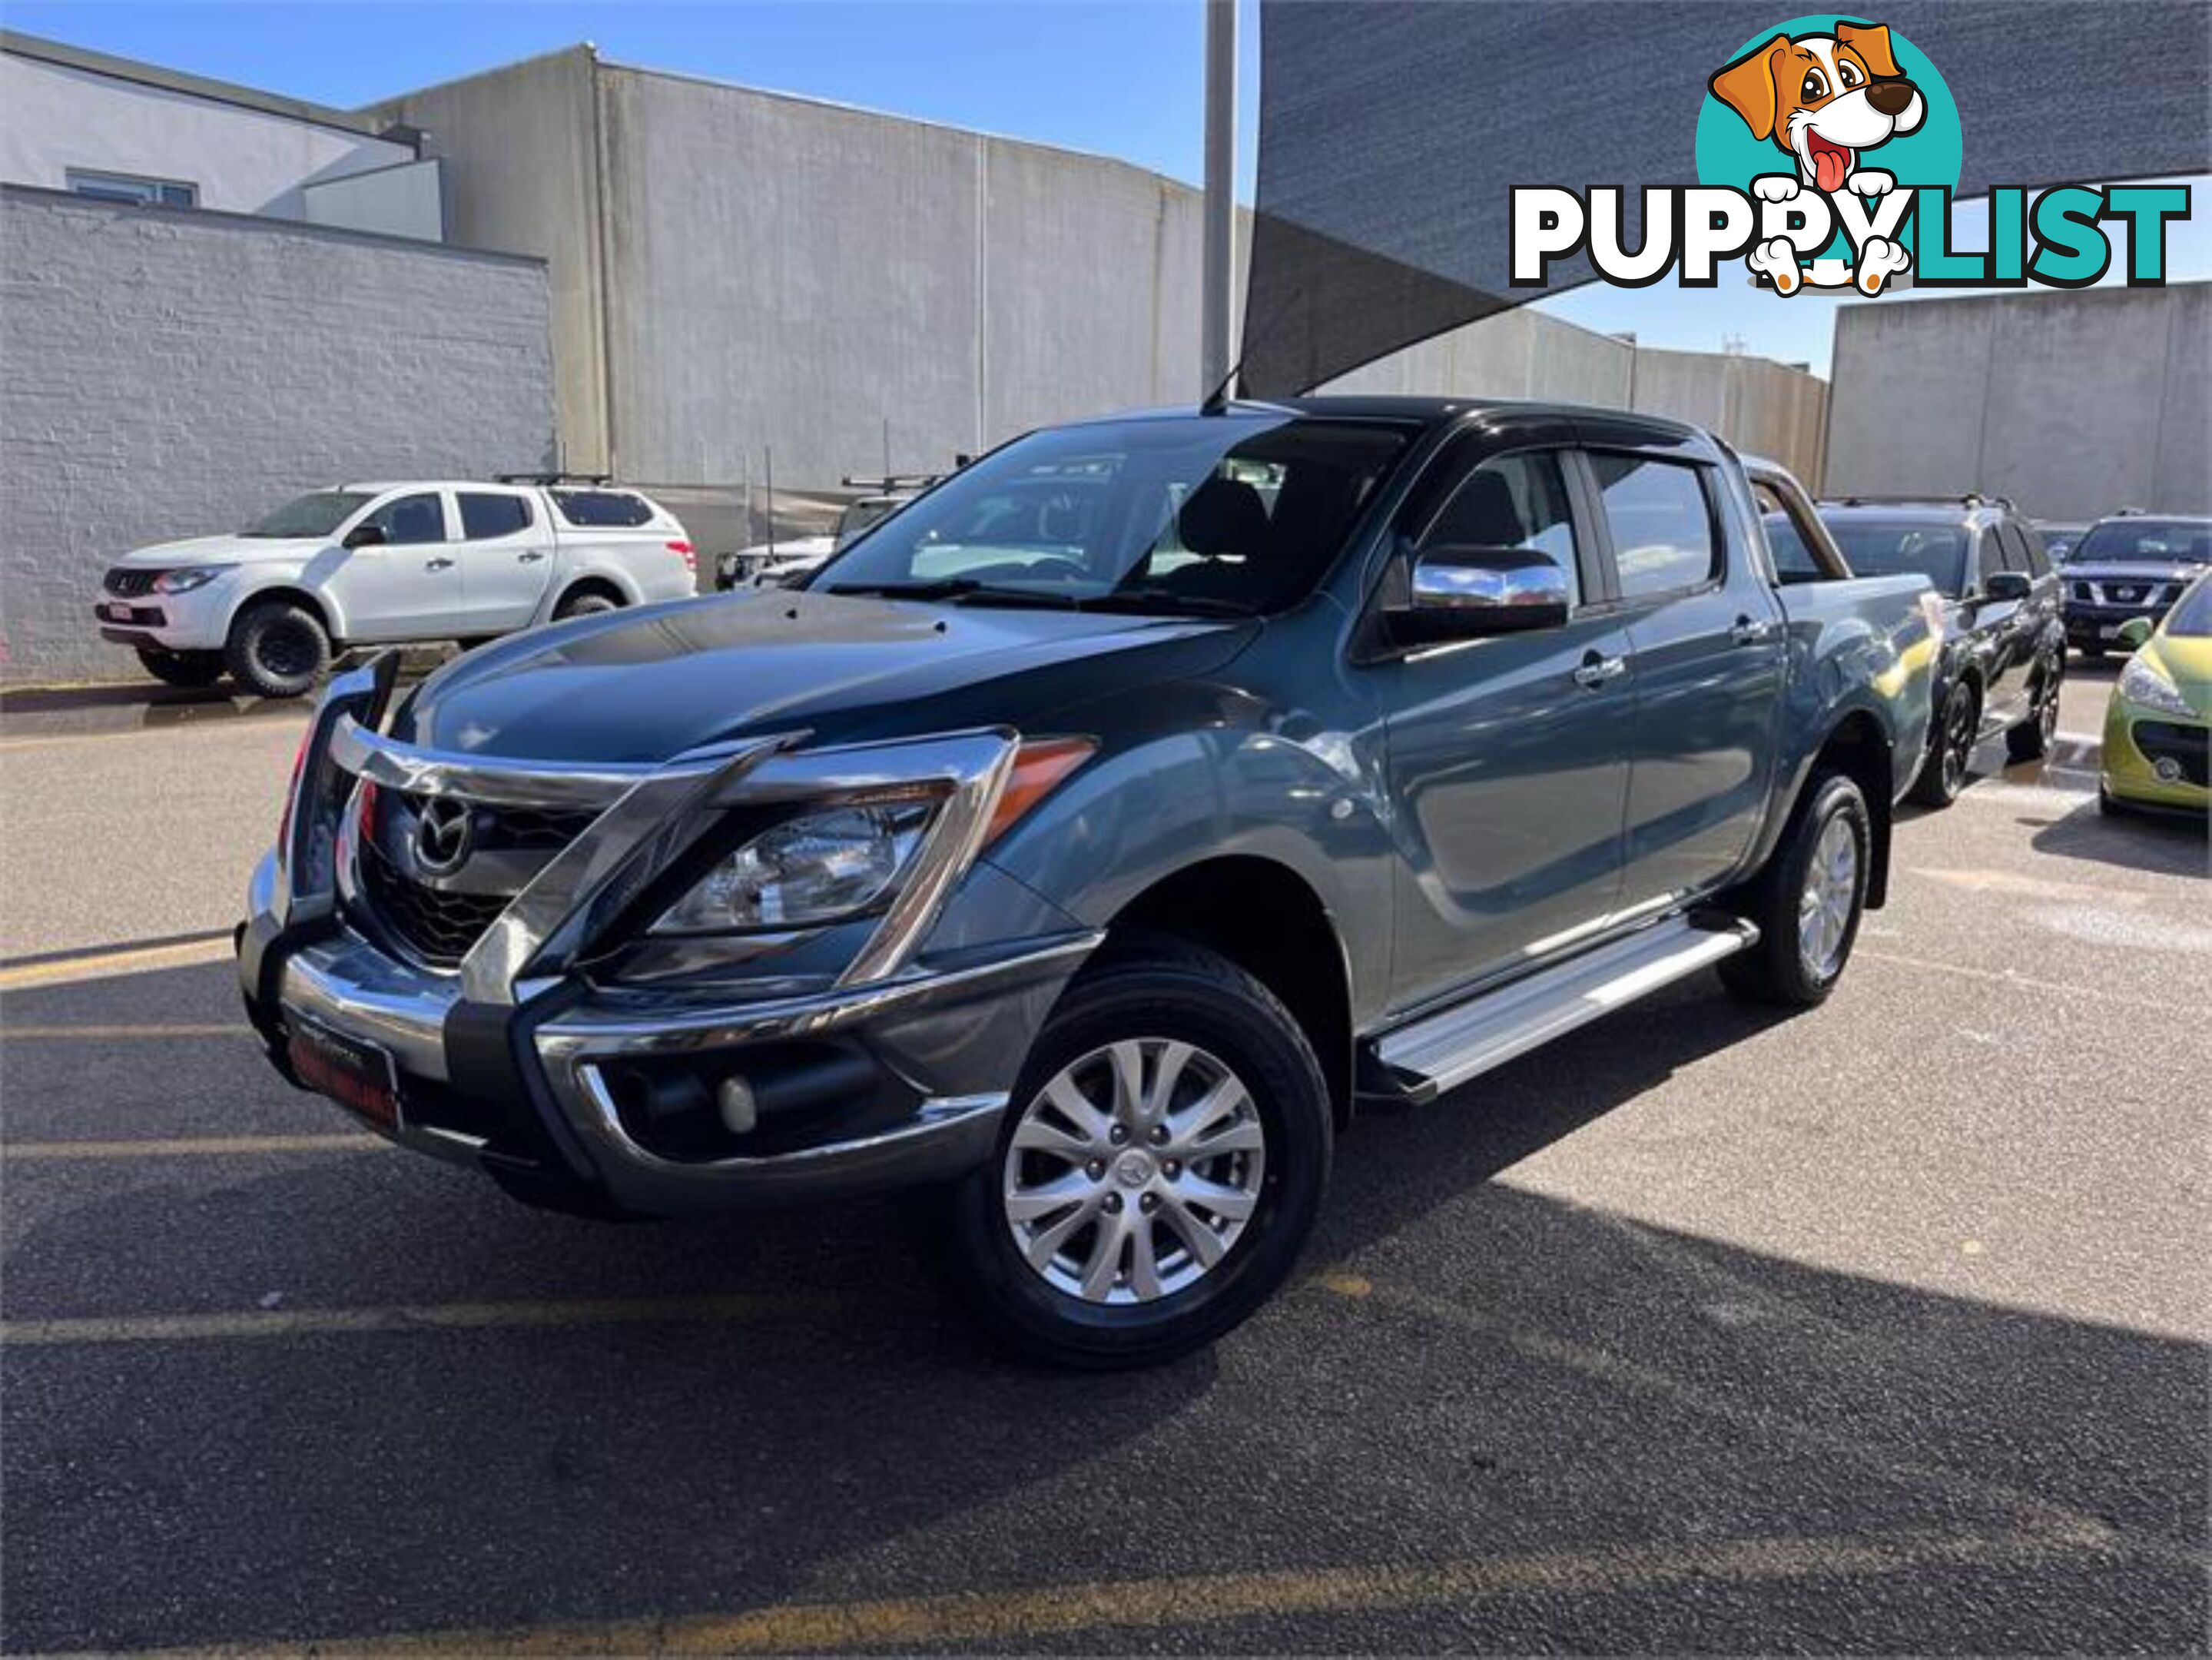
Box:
(1370, 916, 1759, 1105)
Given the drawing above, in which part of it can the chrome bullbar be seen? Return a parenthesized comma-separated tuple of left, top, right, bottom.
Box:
(277, 654, 1024, 1008)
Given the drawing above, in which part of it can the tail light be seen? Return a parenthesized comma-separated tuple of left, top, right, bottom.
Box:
(668, 540, 696, 576)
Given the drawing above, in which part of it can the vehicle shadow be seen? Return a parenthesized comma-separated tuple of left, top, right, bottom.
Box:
(3, 971, 2204, 1652)
(2024, 798, 2210, 877)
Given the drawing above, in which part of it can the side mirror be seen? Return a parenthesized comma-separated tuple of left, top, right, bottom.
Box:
(1983, 570, 2031, 603)
(2117, 616, 2154, 649)
(1391, 543, 1571, 642)
(343, 523, 386, 549)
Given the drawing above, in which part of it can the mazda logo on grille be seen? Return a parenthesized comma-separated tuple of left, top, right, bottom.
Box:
(412, 798, 476, 877)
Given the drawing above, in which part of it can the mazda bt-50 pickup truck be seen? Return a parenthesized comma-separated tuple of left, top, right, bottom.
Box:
(237, 398, 1937, 1367)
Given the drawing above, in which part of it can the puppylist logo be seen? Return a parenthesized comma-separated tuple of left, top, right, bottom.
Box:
(1512, 13, 2190, 297)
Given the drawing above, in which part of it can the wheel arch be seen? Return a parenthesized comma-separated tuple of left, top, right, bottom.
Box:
(227, 581, 340, 643)
(548, 568, 638, 618)
(1104, 855, 1356, 1128)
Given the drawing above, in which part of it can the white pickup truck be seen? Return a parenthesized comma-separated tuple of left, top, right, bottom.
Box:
(95, 478, 695, 697)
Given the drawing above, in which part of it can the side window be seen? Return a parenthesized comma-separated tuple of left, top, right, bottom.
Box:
(365, 493, 448, 546)
(1418, 450, 1580, 603)
(1974, 527, 2006, 589)
(1752, 479, 1822, 583)
(2018, 523, 2051, 578)
(459, 492, 533, 540)
(551, 490, 654, 528)
(1997, 521, 2040, 576)
(1590, 453, 1719, 599)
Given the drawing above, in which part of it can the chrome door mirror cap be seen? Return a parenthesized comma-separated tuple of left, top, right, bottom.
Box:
(1395, 543, 1571, 640)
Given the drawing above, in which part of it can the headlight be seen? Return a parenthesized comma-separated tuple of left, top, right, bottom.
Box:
(653, 801, 936, 933)
(2118, 653, 2194, 719)
(152, 565, 233, 594)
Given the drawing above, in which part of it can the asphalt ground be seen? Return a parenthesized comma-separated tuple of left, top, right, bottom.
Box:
(2, 662, 2206, 1654)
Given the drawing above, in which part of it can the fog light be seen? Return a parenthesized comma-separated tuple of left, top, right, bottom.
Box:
(2153, 757, 2184, 783)
(716, 1075, 758, 1136)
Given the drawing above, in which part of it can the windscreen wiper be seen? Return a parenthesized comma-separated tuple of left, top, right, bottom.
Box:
(826, 578, 1081, 609)
(1079, 586, 1259, 618)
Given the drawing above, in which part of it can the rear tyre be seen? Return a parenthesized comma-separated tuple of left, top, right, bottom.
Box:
(135, 647, 225, 689)
(1720, 772, 1871, 1010)
(552, 589, 620, 622)
(2006, 655, 2064, 763)
(1908, 680, 1977, 808)
(943, 938, 1332, 1370)
(224, 601, 330, 699)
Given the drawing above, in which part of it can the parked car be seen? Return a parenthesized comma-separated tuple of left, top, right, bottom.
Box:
(2036, 520, 2090, 563)
(1768, 495, 2065, 807)
(238, 398, 1935, 1367)
(2061, 513, 2212, 659)
(714, 477, 934, 591)
(2100, 571, 2210, 818)
(96, 478, 695, 698)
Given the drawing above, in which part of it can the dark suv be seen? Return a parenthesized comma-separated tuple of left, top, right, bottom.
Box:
(240, 398, 1936, 1367)
(2061, 513, 2212, 659)
(1768, 495, 2065, 808)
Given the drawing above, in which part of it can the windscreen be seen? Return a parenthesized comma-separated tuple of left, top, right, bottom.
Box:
(2164, 577, 2212, 638)
(2073, 520, 2212, 565)
(1825, 519, 1969, 597)
(810, 416, 1414, 616)
(244, 492, 372, 539)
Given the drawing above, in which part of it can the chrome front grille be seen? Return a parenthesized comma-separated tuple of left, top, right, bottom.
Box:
(104, 567, 161, 599)
(349, 791, 596, 969)
(2077, 579, 2175, 608)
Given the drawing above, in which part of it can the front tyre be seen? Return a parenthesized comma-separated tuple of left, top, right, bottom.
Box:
(224, 600, 330, 699)
(945, 939, 1332, 1370)
(1908, 680, 1977, 808)
(1720, 772, 1871, 1009)
(135, 646, 225, 689)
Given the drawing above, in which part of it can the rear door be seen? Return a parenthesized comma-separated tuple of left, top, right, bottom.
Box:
(1373, 421, 1636, 1012)
(327, 489, 466, 640)
(1581, 428, 1786, 916)
(454, 488, 555, 631)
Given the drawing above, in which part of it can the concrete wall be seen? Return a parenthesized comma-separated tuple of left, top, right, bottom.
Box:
(370, 49, 611, 477)
(0, 188, 555, 684)
(0, 50, 416, 224)
(1325, 311, 1829, 485)
(373, 51, 1205, 540)
(1827, 284, 2212, 520)
(301, 158, 445, 242)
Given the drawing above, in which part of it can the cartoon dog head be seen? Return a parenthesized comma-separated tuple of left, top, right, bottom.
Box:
(1710, 21, 1925, 193)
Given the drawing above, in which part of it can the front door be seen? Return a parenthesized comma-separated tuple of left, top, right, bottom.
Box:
(1375, 439, 1635, 1014)
(1585, 445, 1786, 915)
(329, 490, 466, 640)
(453, 489, 556, 631)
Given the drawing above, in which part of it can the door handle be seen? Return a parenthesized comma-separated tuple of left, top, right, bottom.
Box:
(425, 557, 456, 571)
(1730, 615, 1779, 646)
(517, 551, 546, 563)
(1572, 652, 1627, 690)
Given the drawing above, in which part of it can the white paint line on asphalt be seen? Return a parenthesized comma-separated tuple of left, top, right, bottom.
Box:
(112, 1523, 2140, 1657)
(0, 1290, 834, 1347)
(4, 1134, 386, 1161)
(0, 936, 236, 991)
(1858, 948, 2199, 1013)
(2, 1022, 254, 1041)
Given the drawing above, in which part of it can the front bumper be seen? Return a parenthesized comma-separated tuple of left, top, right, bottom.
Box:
(2101, 699, 2210, 812)
(94, 580, 234, 652)
(2064, 599, 2171, 646)
(238, 659, 1097, 1214)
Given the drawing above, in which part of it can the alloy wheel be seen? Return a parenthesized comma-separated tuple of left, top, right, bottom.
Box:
(1940, 689, 1975, 795)
(1002, 1038, 1267, 1306)
(1797, 814, 1859, 981)
(259, 619, 318, 679)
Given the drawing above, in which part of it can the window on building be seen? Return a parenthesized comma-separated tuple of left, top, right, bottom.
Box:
(65, 169, 198, 209)
(458, 493, 533, 540)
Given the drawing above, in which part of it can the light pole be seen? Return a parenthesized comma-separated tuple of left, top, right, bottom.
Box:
(1201, 0, 1238, 400)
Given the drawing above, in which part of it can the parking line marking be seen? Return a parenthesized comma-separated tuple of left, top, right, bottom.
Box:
(0, 1290, 831, 1347)
(0, 936, 237, 991)
(1859, 949, 2199, 1013)
(5, 1134, 386, 1161)
(2, 1022, 255, 1041)
(118, 1523, 2131, 1656)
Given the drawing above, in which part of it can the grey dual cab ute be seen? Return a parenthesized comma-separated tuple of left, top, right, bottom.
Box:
(238, 398, 1936, 1368)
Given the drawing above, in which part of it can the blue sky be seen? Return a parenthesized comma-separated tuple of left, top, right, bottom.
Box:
(12, 1, 2203, 377)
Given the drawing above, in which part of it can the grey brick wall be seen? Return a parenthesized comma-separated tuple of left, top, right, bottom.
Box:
(0, 186, 556, 684)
